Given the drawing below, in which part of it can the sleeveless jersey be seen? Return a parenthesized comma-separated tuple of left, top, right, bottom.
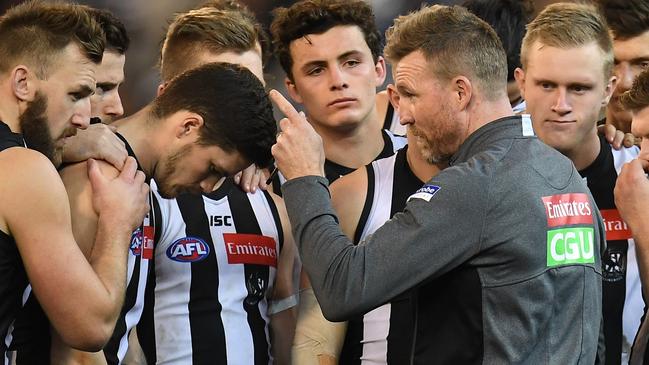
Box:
(101, 133, 154, 365)
(138, 178, 284, 364)
(339, 146, 423, 364)
(382, 103, 406, 136)
(10, 133, 156, 364)
(271, 129, 407, 195)
(579, 136, 642, 365)
(0, 121, 28, 364)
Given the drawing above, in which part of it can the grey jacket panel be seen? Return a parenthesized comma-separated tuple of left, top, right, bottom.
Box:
(282, 116, 604, 363)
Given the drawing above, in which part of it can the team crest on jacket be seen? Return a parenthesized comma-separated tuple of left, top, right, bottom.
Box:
(166, 237, 210, 262)
(130, 227, 142, 256)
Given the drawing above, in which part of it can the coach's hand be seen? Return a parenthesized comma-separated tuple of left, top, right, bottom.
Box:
(269, 89, 325, 180)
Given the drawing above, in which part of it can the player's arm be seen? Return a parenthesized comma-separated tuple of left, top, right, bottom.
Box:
(49, 159, 126, 363)
(615, 154, 649, 299)
(266, 191, 297, 365)
(50, 338, 107, 365)
(2, 150, 148, 351)
(291, 168, 367, 364)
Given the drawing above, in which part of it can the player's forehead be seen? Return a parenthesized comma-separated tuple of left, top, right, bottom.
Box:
(96, 51, 125, 83)
(289, 25, 372, 66)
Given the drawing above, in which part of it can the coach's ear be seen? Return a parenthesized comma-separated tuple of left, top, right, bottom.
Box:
(12, 65, 37, 102)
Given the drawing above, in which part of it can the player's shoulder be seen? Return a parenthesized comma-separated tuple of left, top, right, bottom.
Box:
(0, 148, 69, 229)
(59, 158, 120, 188)
(331, 166, 368, 201)
(0, 147, 62, 188)
(330, 165, 369, 226)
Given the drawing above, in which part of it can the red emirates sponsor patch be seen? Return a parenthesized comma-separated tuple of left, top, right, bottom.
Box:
(223, 233, 277, 267)
(542, 193, 593, 227)
(600, 209, 633, 241)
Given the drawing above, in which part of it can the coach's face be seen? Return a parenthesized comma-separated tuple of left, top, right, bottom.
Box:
(286, 25, 386, 131)
(391, 50, 466, 165)
(20, 43, 95, 166)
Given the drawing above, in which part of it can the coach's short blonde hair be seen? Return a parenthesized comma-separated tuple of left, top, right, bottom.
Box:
(384, 4, 507, 101)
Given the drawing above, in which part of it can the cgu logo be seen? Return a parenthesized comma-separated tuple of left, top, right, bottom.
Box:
(546, 227, 595, 267)
(166, 237, 210, 262)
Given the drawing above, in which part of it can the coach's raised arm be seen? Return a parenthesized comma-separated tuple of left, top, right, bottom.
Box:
(271, 4, 605, 364)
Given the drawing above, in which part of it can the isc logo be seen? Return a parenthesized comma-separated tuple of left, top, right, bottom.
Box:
(167, 237, 210, 262)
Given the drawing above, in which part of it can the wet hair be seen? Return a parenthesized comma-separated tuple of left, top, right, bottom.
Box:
(152, 62, 276, 167)
(0, 0, 105, 78)
(160, 6, 264, 81)
(197, 0, 270, 65)
(87, 7, 129, 55)
(597, 0, 649, 40)
(270, 0, 382, 80)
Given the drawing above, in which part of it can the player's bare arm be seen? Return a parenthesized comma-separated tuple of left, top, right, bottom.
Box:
(51, 158, 137, 364)
(1, 151, 147, 351)
(292, 169, 367, 364)
(267, 191, 298, 365)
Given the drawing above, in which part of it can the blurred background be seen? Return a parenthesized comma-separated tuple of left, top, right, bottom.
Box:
(0, 0, 570, 116)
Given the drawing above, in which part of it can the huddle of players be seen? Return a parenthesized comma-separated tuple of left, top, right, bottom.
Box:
(1, 0, 649, 364)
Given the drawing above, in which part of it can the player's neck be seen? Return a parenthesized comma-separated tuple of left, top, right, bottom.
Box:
(111, 105, 160, 177)
(466, 96, 516, 137)
(566, 128, 601, 172)
(312, 109, 385, 169)
(0, 94, 21, 133)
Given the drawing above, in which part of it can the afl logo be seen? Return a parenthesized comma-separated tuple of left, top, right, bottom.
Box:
(166, 237, 210, 262)
(130, 227, 142, 256)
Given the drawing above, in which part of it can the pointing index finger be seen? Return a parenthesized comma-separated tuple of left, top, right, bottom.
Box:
(269, 89, 303, 124)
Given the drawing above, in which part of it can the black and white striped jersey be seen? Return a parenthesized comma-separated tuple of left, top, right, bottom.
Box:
(324, 129, 407, 184)
(271, 129, 407, 194)
(579, 136, 641, 365)
(0, 121, 28, 364)
(138, 178, 284, 365)
(339, 146, 423, 364)
(99, 133, 154, 365)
